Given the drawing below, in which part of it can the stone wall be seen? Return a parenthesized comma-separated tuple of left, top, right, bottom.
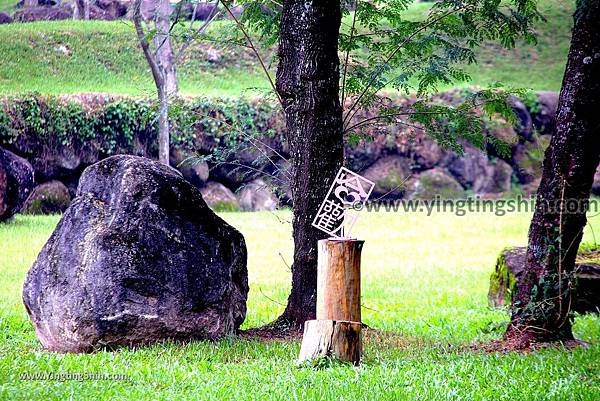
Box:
(3, 91, 595, 215)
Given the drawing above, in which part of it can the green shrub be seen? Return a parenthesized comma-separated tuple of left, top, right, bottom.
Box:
(0, 93, 282, 158)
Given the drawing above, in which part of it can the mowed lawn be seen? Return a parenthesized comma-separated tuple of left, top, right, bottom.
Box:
(0, 209, 599, 400)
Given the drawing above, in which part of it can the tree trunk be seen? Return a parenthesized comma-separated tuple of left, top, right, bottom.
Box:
(83, 0, 90, 20)
(153, 0, 177, 165)
(297, 320, 362, 365)
(132, 0, 175, 166)
(157, 89, 170, 166)
(73, 0, 90, 20)
(72, 1, 80, 19)
(154, 0, 178, 97)
(275, 0, 344, 329)
(297, 239, 364, 365)
(504, 0, 600, 346)
(316, 239, 363, 322)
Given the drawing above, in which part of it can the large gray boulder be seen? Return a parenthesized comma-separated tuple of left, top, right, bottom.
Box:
(0, 12, 13, 24)
(411, 136, 444, 171)
(170, 149, 209, 188)
(409, 168, 465, 200)
(510, 97, 534, 141)
(34, 145, 82, 182)
(13, 6, 72, 21)
(95, 0, 127, 18)
(200, 181, 240, 211)
(345, 133, 391, 172)
(0, 148, 35, 222)
(23, 155, 248, 352)
(179, 1, 217, 20)
(532, 91, 559, 136)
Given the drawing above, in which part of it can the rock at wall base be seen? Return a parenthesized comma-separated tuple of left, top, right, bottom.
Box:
(0, 148, 35, 222)
(489, 246, 600, 314)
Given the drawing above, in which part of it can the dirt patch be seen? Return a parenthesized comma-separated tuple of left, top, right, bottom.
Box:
(239, 326, 302, 342)
(472, 337, 589, 353)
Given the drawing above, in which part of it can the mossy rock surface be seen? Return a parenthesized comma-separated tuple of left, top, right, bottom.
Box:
(360, 156, 412, 199)
(489, 244, 600, 314)
(488, 246, 525, 308)
(199, 181, 240, 212)
(409, 168, 465, 200)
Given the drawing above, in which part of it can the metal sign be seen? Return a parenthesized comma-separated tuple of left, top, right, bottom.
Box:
(312, 167, 375, 239)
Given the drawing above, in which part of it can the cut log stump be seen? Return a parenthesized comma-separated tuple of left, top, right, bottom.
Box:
(298, 239, 364, 366)
(297, 320, 362, 366)
(317, 238, 363, 321)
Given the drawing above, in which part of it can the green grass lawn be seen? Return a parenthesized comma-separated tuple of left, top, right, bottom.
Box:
(0, 0, 574, 97)
(1, 209, 599, 400)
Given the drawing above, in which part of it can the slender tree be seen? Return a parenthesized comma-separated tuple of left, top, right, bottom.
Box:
(133, 0, 178, 165)
(504, 0, 600, 347)
(274, 0, 344, 326)
(133, 0, 221, 165)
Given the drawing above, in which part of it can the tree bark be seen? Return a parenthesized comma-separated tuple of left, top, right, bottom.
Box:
(83, 0, 90, 20)
(297, 320, 362, 365)
(504, 0, 600, 346)
(157, 88, 170, 166)
(154, 0, 178, 97)
(153, 0, 177, 165)
(275, 0, 344, 329)
(73, 0, 90, 20)
(133, 0, 177, 166)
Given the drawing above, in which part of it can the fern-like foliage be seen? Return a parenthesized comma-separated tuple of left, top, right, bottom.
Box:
(230, 0, 542, 154)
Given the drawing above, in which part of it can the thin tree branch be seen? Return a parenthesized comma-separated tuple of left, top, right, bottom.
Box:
(221, 1, 283, 107)
(342, 6, 466, 127)
(259, 287, 286, 306)
(344, 95, 492, 135)
(213, 161, 288, 187)
(133, 0, 164, 94)
(202, 114, 289, 167)
(344, 110, 447, 134)
(175, 0, 222, 64)
(341, 0, 359, 107)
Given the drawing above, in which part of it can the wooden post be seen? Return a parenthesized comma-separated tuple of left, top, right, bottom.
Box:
(317, 239, 363, 321)
(298, 239, 364, 366)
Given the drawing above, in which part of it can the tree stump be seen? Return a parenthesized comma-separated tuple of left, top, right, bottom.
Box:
(297, 320, 362, 365)
(298, 239, 364, 366)
(316, 239, 363, 321)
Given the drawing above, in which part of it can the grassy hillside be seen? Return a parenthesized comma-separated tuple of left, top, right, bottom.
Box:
(0, 0, 574, 97)
(0, 20, 268, 97)
(463, 0, 573, 91)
